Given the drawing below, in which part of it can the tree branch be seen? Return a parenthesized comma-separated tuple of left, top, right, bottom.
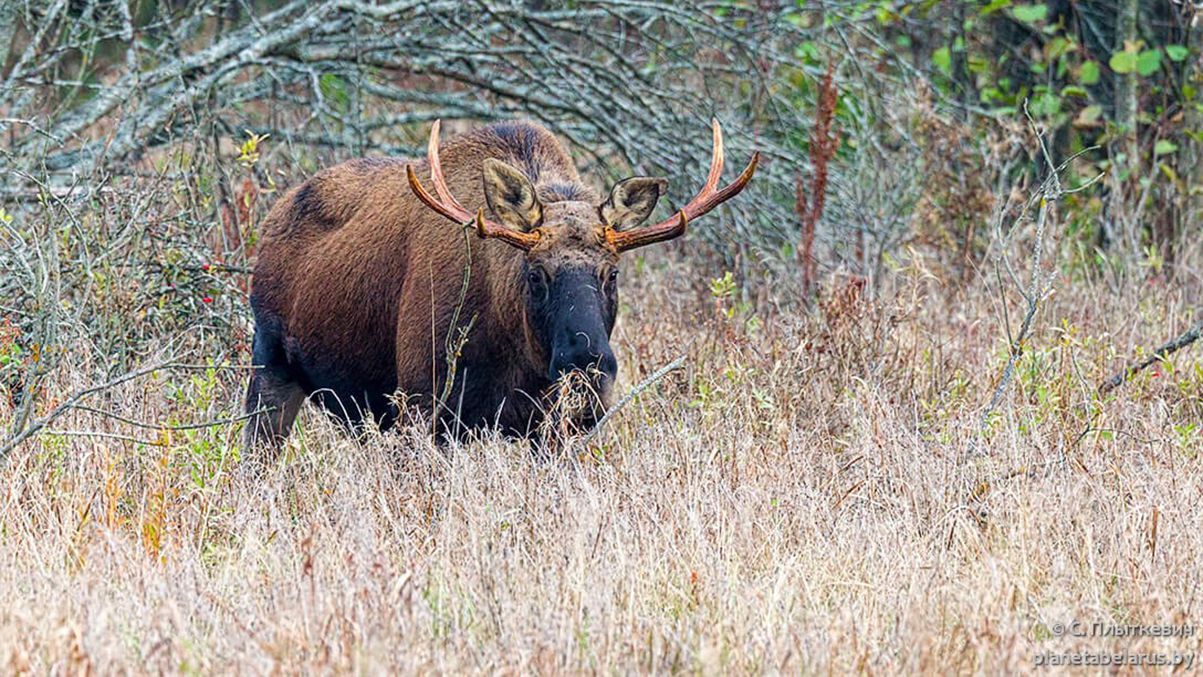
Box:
(1100, 316, 1203, 394)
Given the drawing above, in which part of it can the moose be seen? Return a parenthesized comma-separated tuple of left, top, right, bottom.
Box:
(242, 119, 758, 450)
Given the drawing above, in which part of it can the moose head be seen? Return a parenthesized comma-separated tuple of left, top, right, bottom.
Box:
(406, 120, 759, 424)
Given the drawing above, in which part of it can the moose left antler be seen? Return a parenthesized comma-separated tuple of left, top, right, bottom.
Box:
(604, 118, 760, 251)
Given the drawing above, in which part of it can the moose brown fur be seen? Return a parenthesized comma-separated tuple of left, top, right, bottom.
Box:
(243, 119, 757, 451)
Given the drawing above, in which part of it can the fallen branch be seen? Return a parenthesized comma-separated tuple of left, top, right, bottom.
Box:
(578, 352, 689, 449)
(1099, 316, 1203, 394)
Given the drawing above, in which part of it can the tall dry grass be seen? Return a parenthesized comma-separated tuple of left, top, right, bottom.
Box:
(2, 236, 1202, 672)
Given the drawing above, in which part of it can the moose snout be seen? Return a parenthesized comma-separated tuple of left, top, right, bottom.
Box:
(549, 331, 617, 387)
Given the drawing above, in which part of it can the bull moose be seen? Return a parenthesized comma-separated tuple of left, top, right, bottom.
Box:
(242, 119, 758, 450)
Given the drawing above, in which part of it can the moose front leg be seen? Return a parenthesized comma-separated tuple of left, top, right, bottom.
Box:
(241, 320, 305, 469)
(242, 367, 304, 455)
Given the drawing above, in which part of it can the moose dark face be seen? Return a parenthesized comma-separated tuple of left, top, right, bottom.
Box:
(480, 159, 667, 408)
(524, 256, 618, 389)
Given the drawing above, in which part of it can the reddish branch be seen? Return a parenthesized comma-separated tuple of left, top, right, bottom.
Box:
(796, 63, 840, 296)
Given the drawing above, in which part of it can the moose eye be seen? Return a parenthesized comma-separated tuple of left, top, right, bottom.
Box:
(606, 269, 619, 285)
(527, 268, 549, 301)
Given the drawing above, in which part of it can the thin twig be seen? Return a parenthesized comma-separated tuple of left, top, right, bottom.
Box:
(435, 221, 478, 437)
(0, 362, 260, 463)
(39, 429, 165, 446)
(66, 404, 275, 432)
(979, 103, 1069, 434)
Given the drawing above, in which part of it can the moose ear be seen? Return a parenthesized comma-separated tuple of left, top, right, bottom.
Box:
(482, 159, 542, 232)
(601, 177, 668, 230)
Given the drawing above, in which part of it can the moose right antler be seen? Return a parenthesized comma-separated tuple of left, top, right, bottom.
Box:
(603, 118, 760, 252)
(406, 120, 542, 250)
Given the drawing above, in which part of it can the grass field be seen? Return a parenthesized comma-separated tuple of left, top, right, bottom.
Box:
(2, 245, 1201, 673)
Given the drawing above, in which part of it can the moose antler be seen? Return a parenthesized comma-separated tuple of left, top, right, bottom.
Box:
(604, 119, 759, 252)
(406, 120, 541, 250)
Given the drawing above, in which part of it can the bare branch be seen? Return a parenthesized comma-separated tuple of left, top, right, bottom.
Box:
(1, 363, 260, 463)
(1099, 317, 1203, 394)
(578, 352, 689, 449)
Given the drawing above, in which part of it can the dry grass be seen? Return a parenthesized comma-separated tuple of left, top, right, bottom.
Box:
(2, 245, 1203, 673)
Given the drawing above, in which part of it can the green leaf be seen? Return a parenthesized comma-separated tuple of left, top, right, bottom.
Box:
(1079, 60, 1100, 85)
(1029, 91, 1061, 117)
(1166, 45, 1190, 62)
(1137, 49, 1162, 77)
(795, 41, 820, 63)
(1047, 36, 1073, 60)
(1159, 163, 1180, 184)
(318, 73, 350, 111)
(1109, 51, 1137, 74)
(1075, 105, 1103, 125)
(981, 0, 1012, 16)
(1061, 85, 1088, 98)
(1012, 4, 1047, 23)
(1154, 140, 1179, 156)
(932, 46, 952, 75)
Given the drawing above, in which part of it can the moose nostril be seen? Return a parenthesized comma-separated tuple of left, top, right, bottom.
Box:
(570, 331, 592, 350)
